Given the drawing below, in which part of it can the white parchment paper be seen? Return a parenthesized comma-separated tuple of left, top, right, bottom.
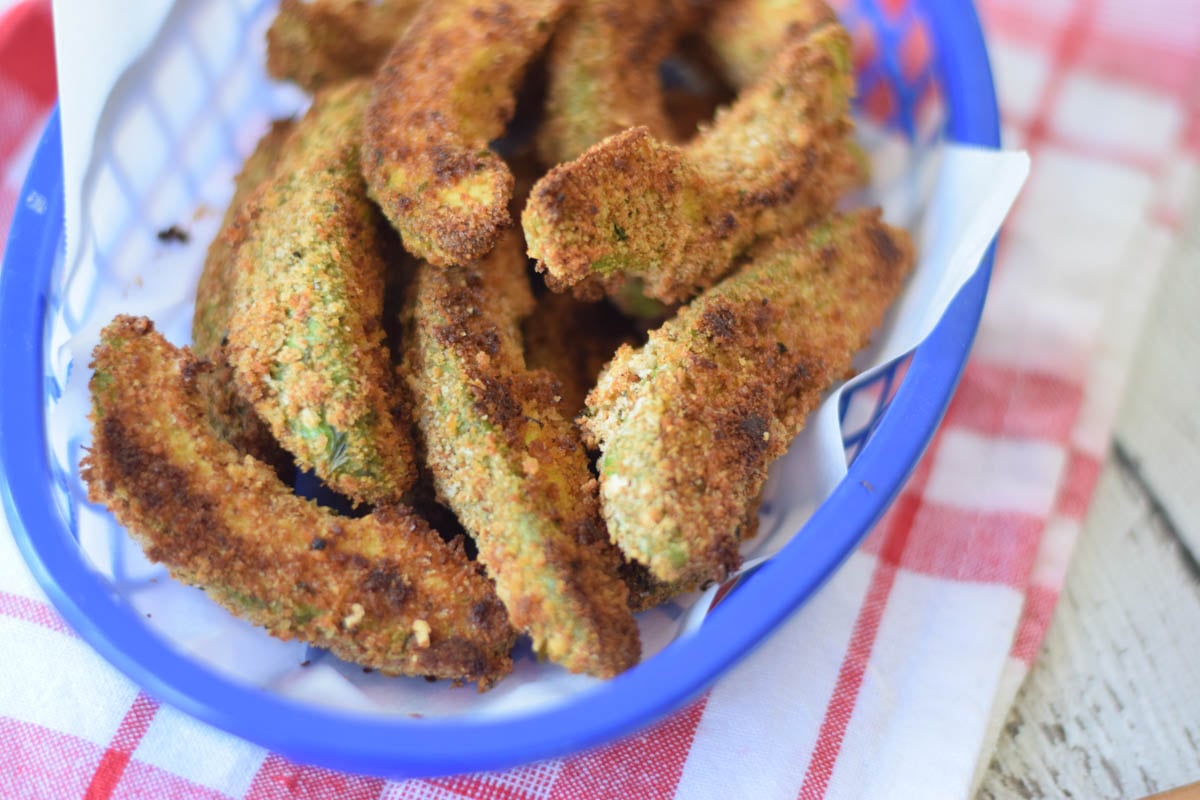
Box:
(45, 0, 1028, 719)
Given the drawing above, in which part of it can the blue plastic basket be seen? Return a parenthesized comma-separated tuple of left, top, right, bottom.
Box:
(0, 0, 1000, 778)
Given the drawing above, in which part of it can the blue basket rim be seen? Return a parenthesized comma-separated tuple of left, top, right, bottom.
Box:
(0, 0, 1001, 778)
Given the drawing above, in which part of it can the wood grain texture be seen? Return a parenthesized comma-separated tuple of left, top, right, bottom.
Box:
(1111, 220, 1200, 561)
(977, 193, 1200, 798)
(976, 459, 1200, 799)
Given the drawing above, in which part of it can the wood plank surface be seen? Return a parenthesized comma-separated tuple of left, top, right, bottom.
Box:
(1112, 220, 1200, 560)
(977, 458, 1200, 799)
(977, 196, 1200, 797)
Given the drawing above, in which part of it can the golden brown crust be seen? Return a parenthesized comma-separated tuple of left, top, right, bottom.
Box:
(402, 233, 641, 678)
(619, 559, 683, 613)
(193, 119, 293, 359)
(523, 23, 859, 305)
(362, 0, 569, 266)
(190, 120, 295, 475)
(191, 353, 293, 479)
(83, 316, 516, 686)
(703, 0, 838, 89)
(265, 0, 421, 93)
(227, 81, 418, 506)
(537, 0, 697, 165)
(581, 210, 915, 585)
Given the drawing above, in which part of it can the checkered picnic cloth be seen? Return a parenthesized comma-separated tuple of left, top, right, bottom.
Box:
(1, 0, 1196, 797)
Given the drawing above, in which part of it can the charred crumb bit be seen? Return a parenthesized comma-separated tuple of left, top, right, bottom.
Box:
(469, 598, 504, 629)
(752, 301, 775, 332)
(735, 412, 767, 441)
(363, 565, 413, 607)
(867, 225, 902, 267)
(310, 536, 327, 551)
(715, 212, 737, 238)
(156, 224, 190, 243)
(479, 329, 501, 355)
(425, 675, 439, 683)
(300, 659, 312, 667)
(789, 360, 811, 385)
(344, 553, 372, 571)
(363, 666, 374, 674)
(700, 305, 737, 340)
(472, 374, 522, 426)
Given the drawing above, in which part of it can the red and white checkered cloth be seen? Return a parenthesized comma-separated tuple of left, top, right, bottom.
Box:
(0, 0, 53, 245)
(2, 0, 1197, 797)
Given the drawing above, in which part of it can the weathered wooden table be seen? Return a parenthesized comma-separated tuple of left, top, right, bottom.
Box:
(976, 192, 1200, 797)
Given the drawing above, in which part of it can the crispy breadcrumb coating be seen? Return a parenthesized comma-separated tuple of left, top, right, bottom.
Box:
(581, 210, 914, 586)
(192, 119, 293, 359)
(523, 22, 857, 304)
(363, 0, 569, 267)
(82, 316, 516, 687)
(401, 232, 641, 678)
(227, 80, 418, 505)
(518, 292, 689, 610)
(537, 0, 696, 166)
(191, 356, 293, 480)
(266, 0, 421, 93)
(704, 0, 837, 89)
(191, 120, 295, 477)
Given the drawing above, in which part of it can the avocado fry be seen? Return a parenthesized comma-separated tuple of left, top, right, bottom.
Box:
(363, 0, 570, 267)
(227, 79, 418, 506)
(703, 0, 838, 89)
(581, 210, 914, 586)
(265, 0, 421, 93)
(191, 120, 294, 477)
(523, 22, 858, 304)
(536, 0, 697, 166)
(83, 316, 516, 687)
(193, 119, 294, 359)
(401, 232, 641, 678)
